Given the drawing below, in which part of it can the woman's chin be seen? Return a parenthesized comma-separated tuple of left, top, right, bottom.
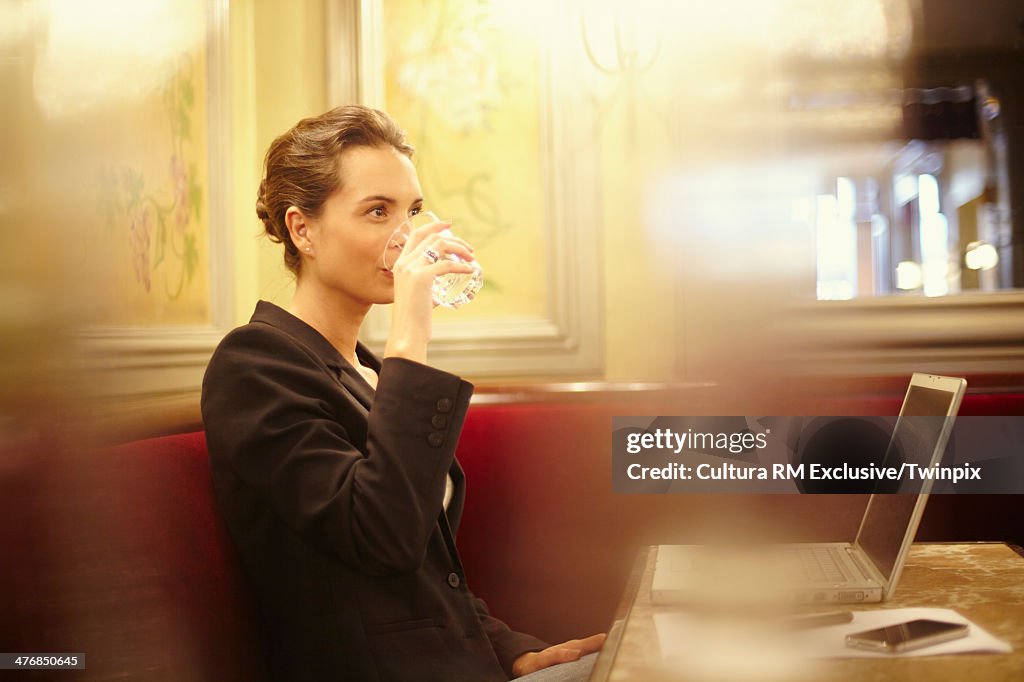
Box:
(373, 278, 396, 304)
(377, 270, 396, 301)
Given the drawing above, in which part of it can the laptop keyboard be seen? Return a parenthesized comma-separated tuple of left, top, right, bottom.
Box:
(793, 547, 851, 583)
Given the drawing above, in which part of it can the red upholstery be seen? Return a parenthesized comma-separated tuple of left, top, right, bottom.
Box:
(2, 389, 1019, 675)
(839, 392, 1024, 417)
(0, 432, 267, 681)
(453, 403, 866, 643)
(453, 391, 1024, 643)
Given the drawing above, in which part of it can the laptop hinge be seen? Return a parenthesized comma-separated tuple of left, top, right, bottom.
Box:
(846, 546, 882, 584)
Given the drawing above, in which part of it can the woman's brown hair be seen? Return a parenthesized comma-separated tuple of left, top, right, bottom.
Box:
(256, 105, 414, 274)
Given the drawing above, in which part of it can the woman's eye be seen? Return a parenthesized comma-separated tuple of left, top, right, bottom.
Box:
(369, 206, 387, 218)
(409, 207, 422, 217)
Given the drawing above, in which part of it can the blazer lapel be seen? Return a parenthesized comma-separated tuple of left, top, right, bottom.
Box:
(333, 365, 374, 412)
(332, 340, 383, 412)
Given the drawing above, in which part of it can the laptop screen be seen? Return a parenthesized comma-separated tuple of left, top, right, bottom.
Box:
(855, 384, 959, 580)
(856, 495, 918, 580)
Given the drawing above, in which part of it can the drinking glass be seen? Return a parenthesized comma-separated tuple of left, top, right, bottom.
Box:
(382, 211, 483, 309)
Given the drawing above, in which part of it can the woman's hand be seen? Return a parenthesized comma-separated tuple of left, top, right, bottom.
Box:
(383, 218, 475, 364)
(511, 633, 606, 678)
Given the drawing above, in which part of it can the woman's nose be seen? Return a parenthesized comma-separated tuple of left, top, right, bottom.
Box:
(394, 216, 413, 235)
(382, 227, 409, 270)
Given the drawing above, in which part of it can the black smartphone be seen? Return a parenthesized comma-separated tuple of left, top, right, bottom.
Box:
(845, 619, 969, 653)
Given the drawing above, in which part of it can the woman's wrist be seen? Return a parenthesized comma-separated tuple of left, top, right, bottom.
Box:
(383, 337, 427, 364)
(511, 652, 536, 678)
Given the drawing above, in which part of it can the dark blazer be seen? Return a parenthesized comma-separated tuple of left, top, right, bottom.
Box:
(201, 301, 547, 681)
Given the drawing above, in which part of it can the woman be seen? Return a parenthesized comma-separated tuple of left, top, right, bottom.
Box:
(201, 105, 603, 681)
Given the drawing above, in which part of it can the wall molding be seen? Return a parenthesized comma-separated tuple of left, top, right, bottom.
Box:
(791, 291, 1024, 376)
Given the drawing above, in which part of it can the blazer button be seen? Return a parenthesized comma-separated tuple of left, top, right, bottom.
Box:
(431, 414, 447, 429)
(436, 398, 453, 413)
(427, 431, 445, 447)
(447, 572, 461, 589)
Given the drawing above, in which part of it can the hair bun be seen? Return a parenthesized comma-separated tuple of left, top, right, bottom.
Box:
(256, 179, 271, 221)
(255, 202, 270, 223)
(256, 180, 284, 245)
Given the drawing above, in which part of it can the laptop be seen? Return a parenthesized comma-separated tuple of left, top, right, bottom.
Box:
(650, 373, 967, 605)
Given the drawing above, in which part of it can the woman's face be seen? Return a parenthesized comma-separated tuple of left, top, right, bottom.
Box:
(302, 144, 422, 306)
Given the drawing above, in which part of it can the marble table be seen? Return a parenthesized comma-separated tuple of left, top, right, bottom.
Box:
(590, 542, 1024, 681)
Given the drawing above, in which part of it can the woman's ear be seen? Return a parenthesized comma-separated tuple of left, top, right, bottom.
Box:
(285, 207, 313, 255)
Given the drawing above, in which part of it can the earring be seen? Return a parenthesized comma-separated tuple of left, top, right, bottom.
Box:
(305, 247, 311, 253)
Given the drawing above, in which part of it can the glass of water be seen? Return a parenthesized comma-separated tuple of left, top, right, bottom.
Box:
(382, 211, 483, 309)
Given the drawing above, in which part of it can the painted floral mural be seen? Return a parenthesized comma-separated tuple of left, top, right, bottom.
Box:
(384, 0, 548, 319)
(97, 57, 202, 299)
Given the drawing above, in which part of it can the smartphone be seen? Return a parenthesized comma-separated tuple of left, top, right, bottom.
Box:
(845, 619, 969, 653)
